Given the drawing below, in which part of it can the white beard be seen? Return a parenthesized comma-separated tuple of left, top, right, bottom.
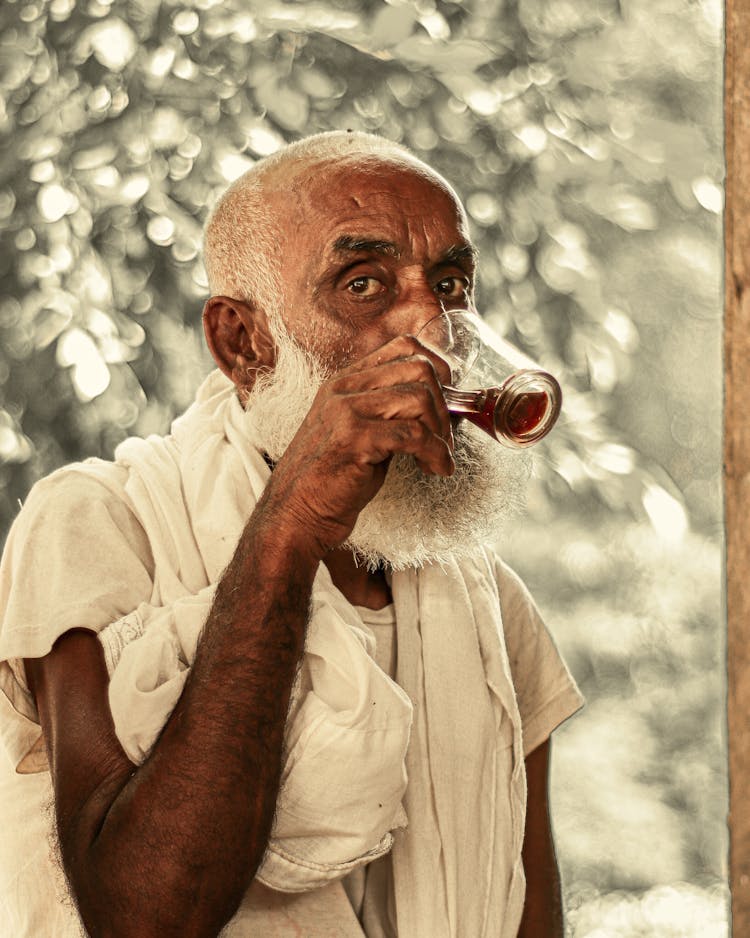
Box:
(242, 323, 532, 571)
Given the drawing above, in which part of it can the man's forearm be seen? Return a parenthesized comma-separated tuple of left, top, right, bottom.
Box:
(518, 739, 564, 938)
(42, 332, 457, 938)
(517, 865, 563, 938)
(66, 492, 322, 938)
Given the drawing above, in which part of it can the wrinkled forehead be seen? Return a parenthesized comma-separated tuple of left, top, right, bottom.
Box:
(268, 154, 469, 247)
(298, 153, 463, 206)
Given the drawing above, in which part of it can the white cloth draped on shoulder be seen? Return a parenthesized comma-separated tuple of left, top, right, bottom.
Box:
(80, 370, 527, 936)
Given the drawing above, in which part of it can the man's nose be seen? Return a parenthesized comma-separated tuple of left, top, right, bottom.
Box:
(389, 277, 446, 337)
(383, 283, 454, 385)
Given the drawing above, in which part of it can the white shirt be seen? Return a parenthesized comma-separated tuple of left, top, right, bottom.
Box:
(0, 371, 583, 937)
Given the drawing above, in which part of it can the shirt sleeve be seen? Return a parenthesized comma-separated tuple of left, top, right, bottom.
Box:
(494, 555, 584, 757)
(0, 463, 155, 770)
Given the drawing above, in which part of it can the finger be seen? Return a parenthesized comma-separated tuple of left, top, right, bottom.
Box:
(314, 391, 453, 476)
(361, 417, 455, 476)
(340, 335, 453, 387)
(333, 361, 450, 440)
(336, 355, 444, 394)
(345, 383, 452, 447)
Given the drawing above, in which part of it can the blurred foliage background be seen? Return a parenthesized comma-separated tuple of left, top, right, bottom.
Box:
(0, 0, 726, 933)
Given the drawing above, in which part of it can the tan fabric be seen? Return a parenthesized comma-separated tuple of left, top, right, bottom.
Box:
(216, 880, 366, 937)
(345, 604, 399, 938)
(0, 370, 583, 937)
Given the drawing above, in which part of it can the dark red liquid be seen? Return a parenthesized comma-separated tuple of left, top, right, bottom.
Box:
(461, 393, 500, 435)
(458, 389, 549, 440)
(506, 391, 549, 436)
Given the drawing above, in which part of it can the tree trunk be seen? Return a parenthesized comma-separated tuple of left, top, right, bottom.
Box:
(725, 1, 750, 932)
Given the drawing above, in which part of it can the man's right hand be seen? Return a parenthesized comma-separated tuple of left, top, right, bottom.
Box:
(266, 334, 456, 557)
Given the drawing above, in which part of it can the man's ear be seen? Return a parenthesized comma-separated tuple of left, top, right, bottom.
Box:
(202, 296, 276, 392)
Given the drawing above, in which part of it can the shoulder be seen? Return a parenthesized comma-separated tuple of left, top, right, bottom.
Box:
(0, 458, 157, 692)
(481, 546, 537, 613)
(19, 459, 131, 515)
(478, 547, 554, 658)
(8, 460, 145, 554)
(0, 460, 153, 595)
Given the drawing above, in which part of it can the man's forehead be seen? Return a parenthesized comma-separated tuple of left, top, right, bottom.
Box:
(299, 156, 460, 209)
(275, 156, 470, 255)
(263, 149, 457, 210)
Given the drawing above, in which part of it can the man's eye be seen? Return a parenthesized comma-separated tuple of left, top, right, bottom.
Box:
(435, 277, 469, 299)
(347, 277, 384, 297)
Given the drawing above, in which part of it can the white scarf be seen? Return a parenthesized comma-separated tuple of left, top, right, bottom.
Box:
(96, 370, 527, 937)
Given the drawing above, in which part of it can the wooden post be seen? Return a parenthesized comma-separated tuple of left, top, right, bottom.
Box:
(726, 0, 750, 932)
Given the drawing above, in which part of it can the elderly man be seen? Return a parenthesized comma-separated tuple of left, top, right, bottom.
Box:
(0, 131, 582, 937)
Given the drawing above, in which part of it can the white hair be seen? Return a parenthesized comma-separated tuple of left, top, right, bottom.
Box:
(202, 131, 424, 321)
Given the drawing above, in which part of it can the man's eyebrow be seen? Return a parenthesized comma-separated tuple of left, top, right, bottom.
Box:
(439, 243, 478, 269)
(326, 237, 477, 269)
(331, 235, 401, 258)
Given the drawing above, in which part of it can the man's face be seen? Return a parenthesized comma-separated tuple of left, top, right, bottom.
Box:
(241, 155, 531, 571)
(268, 157, 477, 366)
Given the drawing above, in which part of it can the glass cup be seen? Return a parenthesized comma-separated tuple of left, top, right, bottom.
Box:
(417, 308, 562, 449)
